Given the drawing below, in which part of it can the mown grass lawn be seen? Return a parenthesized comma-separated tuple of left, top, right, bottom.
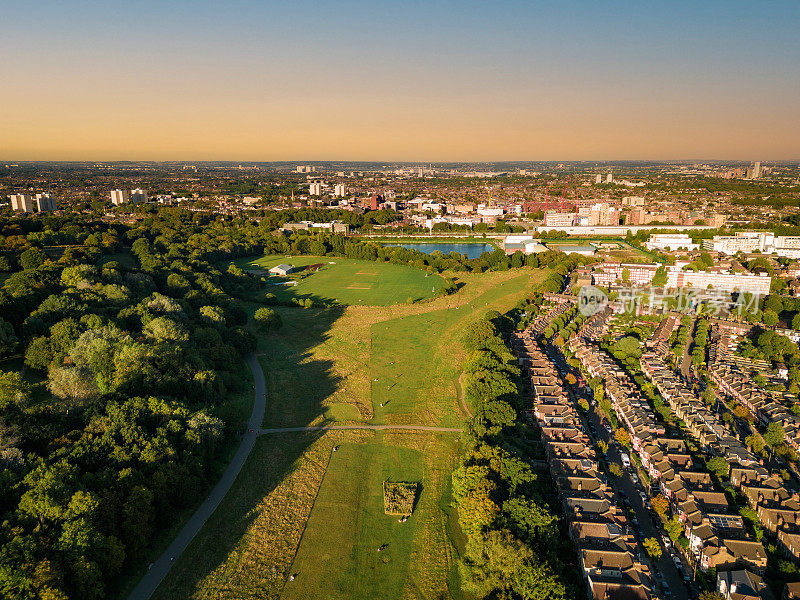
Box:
(234, 255, 447, 306)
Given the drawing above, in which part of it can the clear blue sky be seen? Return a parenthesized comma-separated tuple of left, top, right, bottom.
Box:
(3, 1, 799, 160)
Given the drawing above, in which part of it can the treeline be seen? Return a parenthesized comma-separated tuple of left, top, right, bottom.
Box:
(0, 209, 595, 280)
(251, 231, 589, 275)
(0, 220, 256, 599)
(452, 312, 572, 600)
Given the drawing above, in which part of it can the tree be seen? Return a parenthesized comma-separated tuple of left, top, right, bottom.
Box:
(643, 537, 662, 560)
(609, 463, 623, 477)
(144, 317, 189, 343)
(615, 427, 631, 448)
(502, 497, 557, 542)
(652, 266, 668, 287)
(199, 305, 226, 327)
(651, 494, 669, 518)
(48, 366, 98, 402)
(25, 336, 53, 370)
(746, 432, 766, 454)
(0, 370, 29, 409)
(665, 516, 683, 542)
(764, 422, 786, 448)
(253, 307, 282, 333)
(706, 456, 729, 478)
(20, 247, 46, 270)
(461, 530, 566, 600)
(0, 317, 17, 359)
(458, 481, 500, 535)
(463, 319, 499, 351)
(763, 309, 779, 327)
(50, 318, 83, 354)
(733, 404, 752, 421)
(597, 440, 609, 455)
(699, 592, 724, 600)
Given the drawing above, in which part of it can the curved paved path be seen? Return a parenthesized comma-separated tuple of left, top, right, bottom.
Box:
(126, 353, 265, 600)
(127, 356, 461, 600)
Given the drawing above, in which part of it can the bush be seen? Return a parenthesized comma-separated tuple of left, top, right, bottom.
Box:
(383, 481, 417, 515)
(253, 307, 283, 332)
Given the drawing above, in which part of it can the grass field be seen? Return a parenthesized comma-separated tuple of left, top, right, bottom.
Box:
(370, 273, 533, 427)
(149, 265, 542, 600)
(282, 440, 423, 600)
(234, 255, 447, 306)
(258, 269, 538, 427)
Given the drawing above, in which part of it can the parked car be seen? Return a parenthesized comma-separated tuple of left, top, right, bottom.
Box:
(672, 555, 682, 568)
(662, 535, 672, 548)
(662, 581, 672, 598)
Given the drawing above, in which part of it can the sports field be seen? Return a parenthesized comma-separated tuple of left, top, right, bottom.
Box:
(234, 255, 447, 306)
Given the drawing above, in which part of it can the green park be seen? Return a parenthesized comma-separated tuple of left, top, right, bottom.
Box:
(148, 256, 541, 600)
(234, 254, 448, 306)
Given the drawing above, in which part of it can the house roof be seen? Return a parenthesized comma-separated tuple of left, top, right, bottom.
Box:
(270, 263, 293, 272)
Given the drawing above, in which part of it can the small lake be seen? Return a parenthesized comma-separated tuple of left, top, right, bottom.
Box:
(382, 242, 495, 259)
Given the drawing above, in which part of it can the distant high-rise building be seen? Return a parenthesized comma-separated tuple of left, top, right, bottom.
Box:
(595, 174, 602, 184)
(10, 194, 35, 213)
(296, 165, 316, 173)
(334, 183, 346, 197)
(753, 161, 762, 179)
(110, 189, 130, 205)
(606, 172, 613, 184)
(309, 181, 322, 196)
(130, 189, 148, 203)
(35, 193, 57, 212)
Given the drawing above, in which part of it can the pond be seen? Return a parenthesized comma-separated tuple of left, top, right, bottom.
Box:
(381, 242, 495, 259)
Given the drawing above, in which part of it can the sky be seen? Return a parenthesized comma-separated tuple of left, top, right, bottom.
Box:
(2, 0, 799, 161)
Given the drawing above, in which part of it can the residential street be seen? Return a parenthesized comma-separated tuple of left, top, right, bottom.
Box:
(546, 345, 693, 600)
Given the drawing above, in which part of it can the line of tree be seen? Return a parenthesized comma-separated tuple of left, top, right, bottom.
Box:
(452, 311, 572, 600)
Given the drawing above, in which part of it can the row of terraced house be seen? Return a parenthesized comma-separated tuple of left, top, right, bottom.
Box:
(513, 301, 653, 600)
(708, 322, 800, 453)
(706, 321, 800, 564)
(639, 315, 769, 574)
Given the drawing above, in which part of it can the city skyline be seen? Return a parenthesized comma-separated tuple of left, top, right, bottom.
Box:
(3, 0, 800, 161)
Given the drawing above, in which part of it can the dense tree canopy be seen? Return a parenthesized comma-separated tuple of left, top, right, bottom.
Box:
(453, 311, 572, 600)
